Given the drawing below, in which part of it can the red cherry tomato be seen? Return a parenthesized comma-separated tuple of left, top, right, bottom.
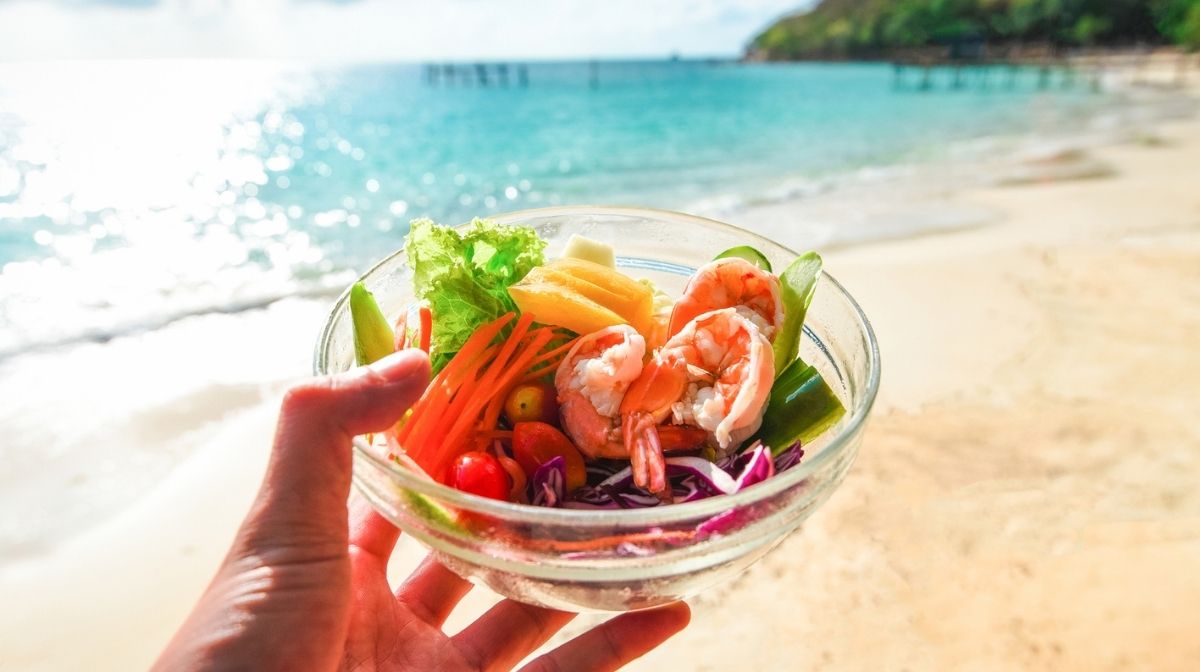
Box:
(448, 451, 511, 501)
(512, 422, 587, 492)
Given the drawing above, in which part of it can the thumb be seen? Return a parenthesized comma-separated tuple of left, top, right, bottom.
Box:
(245, 348, 430, 550)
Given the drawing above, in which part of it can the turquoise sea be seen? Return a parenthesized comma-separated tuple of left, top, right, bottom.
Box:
(0, 59, 1162, 355)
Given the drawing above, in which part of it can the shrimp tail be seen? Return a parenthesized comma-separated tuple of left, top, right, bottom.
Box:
(624, 411, 672, 502)
(620, 353, 688, 421)
(657, 424, 708, 452)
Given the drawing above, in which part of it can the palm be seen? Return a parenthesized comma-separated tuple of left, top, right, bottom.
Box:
(340, 507, 685, 672)
(341, 545, 472, 671)
(336, 504, 584, 672)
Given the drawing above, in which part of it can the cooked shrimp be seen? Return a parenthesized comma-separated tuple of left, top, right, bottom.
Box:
(622, 307, 774, 497)
(668, 257, 783, 341)
(664, 307, 774, 449)
(556, 324, 709, 494)
(617, 347, 690, 499)
(555, 325, 646, 460)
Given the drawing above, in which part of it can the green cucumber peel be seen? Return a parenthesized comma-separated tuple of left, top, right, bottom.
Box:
(350, 282, 396, 366)
(714, 245, 773, 272)
(772, 251, 822, 371)
(756, 357, 846, 455)
(403, 490, 464, 534)
(756, 250, 846, 453)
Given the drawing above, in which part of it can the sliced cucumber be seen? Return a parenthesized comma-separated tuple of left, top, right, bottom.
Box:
(350, 282, 395, 366)
(755, 357, 846, 455)
(714, 245, 772, 272)
(404, 490, 463, 533)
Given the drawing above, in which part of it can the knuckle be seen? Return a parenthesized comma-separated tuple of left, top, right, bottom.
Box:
(281, 378, 336, 411)
(599, 622, 624, 661)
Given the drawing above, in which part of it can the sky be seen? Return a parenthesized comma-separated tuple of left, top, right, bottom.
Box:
(0, 0, 808, 62)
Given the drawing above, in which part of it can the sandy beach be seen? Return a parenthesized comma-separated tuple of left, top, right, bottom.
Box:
(655, 115, 1200, 671)
(2, 80, 1199, 670)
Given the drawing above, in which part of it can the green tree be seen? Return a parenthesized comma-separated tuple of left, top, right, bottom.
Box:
(1154, 0, 1200, 49)
(1069, 14, 1113, 45)
(750, 0, 1169, 59)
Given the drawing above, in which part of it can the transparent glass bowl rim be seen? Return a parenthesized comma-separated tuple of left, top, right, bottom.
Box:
(314, 205, 881, 528)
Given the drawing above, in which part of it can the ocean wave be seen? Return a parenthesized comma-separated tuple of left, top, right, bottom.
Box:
(2, 60, 1196, 359)
(685, 79, 1196, 248)
(0, 270, 351, 361)
(0, 295, 331, 558)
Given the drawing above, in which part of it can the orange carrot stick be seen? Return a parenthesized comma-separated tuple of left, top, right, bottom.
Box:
(395, 373, 439, 444)
(401, 335, 504, 451)
(516, 335, 578, 382)
(430, 330, 554, 477)
(520, 360, 564, 384)
(398, 316, 512, 459)
(417, 306, 432, 353)
(402, 312, 512, 451)
(482, 387, 507, 429)
(436, 313, 514, 382)
(525, 351, 570, 378)
(428, 314, 535, 468)
(527, 337, 578, 369)
(405, 347, 493, 460)
(492, 331, 555, 395)
(428, 330, 550, 477)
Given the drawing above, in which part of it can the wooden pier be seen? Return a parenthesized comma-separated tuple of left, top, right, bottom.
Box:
(891, 55, 1091, 92)
(889, 46, 1190, 93)
(424, 62, 530, 87)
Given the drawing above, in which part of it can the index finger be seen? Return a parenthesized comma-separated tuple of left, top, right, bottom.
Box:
(519, 602, 690, 672)
(348, 493, 401, 560)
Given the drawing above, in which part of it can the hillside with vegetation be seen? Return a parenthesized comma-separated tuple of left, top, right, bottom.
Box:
(750, 0, 1200, 60)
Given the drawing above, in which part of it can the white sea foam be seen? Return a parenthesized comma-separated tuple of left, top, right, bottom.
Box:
(0, 297, 329, 557)
(687, 78, 1197, 248)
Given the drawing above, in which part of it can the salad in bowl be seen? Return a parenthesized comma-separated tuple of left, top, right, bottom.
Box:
(315, 207, 878, 611)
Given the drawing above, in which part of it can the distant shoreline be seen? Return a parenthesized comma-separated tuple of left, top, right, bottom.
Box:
(744, 44, 1199, 67)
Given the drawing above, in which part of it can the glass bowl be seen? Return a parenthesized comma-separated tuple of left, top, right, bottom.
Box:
(314, 206, 880, 612)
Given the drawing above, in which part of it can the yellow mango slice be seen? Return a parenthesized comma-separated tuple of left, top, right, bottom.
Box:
(509, 258, 655, 336)
(546, 259, 653, 333)
(521, 267, 628, 319)
(508, 282, 628, 336)
(549, 258, 646, 300)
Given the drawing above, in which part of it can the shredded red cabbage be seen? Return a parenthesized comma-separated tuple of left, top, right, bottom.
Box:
(550, 440, 803, 510)
(529, 456, 566, 508)
(772, 442, 805, 471)
(730, 443, 776, 490)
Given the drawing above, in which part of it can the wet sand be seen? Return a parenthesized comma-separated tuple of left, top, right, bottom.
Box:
(640, 115, 1200, 671)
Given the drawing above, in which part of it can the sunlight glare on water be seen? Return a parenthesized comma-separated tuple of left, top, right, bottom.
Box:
(0, 58, 1127, 358)
(0, 60, 329, 355)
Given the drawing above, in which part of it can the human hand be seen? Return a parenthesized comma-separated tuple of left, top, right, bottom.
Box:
(154, 349, 690, 671)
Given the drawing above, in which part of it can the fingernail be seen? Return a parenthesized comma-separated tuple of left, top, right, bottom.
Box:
(365, 348, 430, 384)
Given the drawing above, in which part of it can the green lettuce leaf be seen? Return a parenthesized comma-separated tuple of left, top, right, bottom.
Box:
(404, 218, 546, 372)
